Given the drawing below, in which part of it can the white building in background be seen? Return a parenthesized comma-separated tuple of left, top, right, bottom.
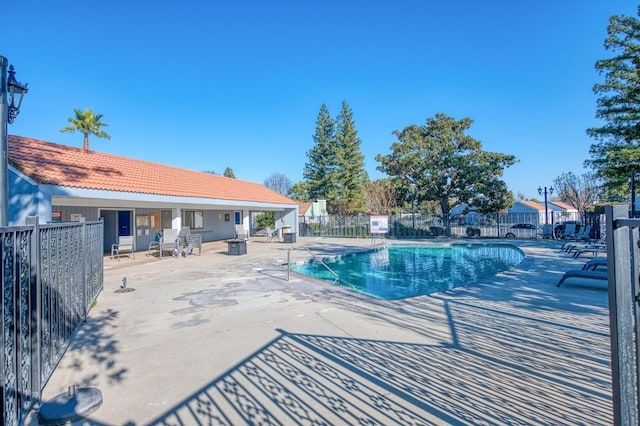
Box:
(451, 200, 580, 225)
(548, 201, 580, 223)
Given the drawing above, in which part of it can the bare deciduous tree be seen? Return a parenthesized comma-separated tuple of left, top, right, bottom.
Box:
(264, 172, 293, 196)
(364, 179, 398, 215)
(553, 172, 600, 221)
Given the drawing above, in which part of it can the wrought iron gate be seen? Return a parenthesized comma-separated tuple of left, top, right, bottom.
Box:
(1, 218, 103, 426)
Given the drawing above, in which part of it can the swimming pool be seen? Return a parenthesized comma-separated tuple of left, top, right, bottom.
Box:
(289, 244, 524, 300)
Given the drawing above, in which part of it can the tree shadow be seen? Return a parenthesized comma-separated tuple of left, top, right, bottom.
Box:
(49, 308, 128, 388)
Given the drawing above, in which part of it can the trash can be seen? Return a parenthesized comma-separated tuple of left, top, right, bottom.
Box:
(227, 239, 247, 255)
(283, 232, 296, 243)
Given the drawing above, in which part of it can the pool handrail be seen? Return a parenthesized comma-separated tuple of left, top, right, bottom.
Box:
(287, 247, 340, 282)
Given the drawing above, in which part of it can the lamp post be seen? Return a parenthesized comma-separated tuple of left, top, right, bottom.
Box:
(0, 56, 28, 226)
(411, 183, 416, 236)
(537, 185, 554, 225)
(630, 172, 637, 218)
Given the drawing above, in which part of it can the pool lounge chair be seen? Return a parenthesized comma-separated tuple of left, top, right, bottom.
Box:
(565, 236, 606, 255)
(556, 269, 608, 287)
(582, 257, 607, 271)
(542, 224, 554, 239)
(573, 245, 607, 258)
(559, 223, 577, 240)
(561, 225, 591, 250)
(561, 227, 584, 249)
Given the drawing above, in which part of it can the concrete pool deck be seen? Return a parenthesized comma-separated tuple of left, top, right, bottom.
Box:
(27, 237, 612, 425)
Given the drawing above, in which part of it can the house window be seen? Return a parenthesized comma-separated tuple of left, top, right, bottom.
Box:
(161, 211, 173, 229)
(183, 210, 204, 229)
(234, 211, 241, 225)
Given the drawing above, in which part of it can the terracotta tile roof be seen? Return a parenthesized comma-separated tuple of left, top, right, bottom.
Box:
(8, 135, 296, 205)
(549, 201, 577, 211)
(298, 202, 312, 215)
(518, 200, 544, 211)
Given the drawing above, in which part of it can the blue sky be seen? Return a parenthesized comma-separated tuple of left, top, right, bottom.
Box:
(3, 1, 637, 200)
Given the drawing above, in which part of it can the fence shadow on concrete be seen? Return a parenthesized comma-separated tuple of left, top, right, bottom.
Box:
(146, 302, 612, 426)
(28, 238, 614, 425)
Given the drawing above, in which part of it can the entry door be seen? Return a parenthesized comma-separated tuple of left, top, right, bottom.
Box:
(118, 211, 132, 236)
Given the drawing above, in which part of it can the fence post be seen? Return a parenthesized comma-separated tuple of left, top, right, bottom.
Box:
(82, 219, 88, 318)
(25, 216, 43, 406)
(606, 205, 640, 426)
(1, 228, 4, 419)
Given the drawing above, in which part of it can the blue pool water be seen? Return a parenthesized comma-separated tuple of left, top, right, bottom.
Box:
(290, 244, 524, 300)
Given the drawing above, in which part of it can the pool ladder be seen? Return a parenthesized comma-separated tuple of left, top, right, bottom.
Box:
(287, 247, 339, 282)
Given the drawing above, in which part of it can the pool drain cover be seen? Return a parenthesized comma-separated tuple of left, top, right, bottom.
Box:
(38, 386, 102, 425)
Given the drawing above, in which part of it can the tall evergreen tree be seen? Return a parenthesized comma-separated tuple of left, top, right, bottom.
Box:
(223, 167, 236, 178)
(335, 101, 368, 213)
(586, 6, 640, 199)
(303, 104, 339, 201)
(288, 181, 311, 201)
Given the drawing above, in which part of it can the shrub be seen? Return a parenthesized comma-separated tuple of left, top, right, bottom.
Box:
(466, 227, 481, 237)
(430, 226, 446, 236)
(256, 212, 275, 229)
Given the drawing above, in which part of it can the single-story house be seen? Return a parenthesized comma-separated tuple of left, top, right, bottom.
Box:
(548, 201, 580, 222)
(507, 200, 547, 224)
(452, 200, 580, 226)
(449, 204, 482, 224)
(507, 200, 579, 224)
(8, 135, 298, 253)
(297, 199, 328, 236)
(298, 199, 328, 220)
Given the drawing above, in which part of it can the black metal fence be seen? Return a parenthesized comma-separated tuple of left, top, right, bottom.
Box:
(1, 218, 104, 426)
(299, 212, 607, 241)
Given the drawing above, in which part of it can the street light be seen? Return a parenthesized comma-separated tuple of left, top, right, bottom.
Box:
(7, 65, 28, 123)
(537, 185, 554, 225)
(1, 56, 29, 226)
(630, 172, 637, 218)
(411, 183, 417, 236)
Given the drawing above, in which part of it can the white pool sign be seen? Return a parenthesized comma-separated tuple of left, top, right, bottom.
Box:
(370, 215, 389, 234)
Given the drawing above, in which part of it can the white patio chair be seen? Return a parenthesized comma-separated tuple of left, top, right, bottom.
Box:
(159, 228, 179, 258)
(234, 224, 248, 242)
(111, 235, 135, 260)
(265, 227, 278, 242)
(148, 230, 163, 255)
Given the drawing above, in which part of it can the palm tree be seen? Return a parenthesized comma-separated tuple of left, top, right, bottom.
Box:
(60, 108, 111, 151)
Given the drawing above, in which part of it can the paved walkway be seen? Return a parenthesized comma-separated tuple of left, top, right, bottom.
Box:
(27, 237, 612, 425)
